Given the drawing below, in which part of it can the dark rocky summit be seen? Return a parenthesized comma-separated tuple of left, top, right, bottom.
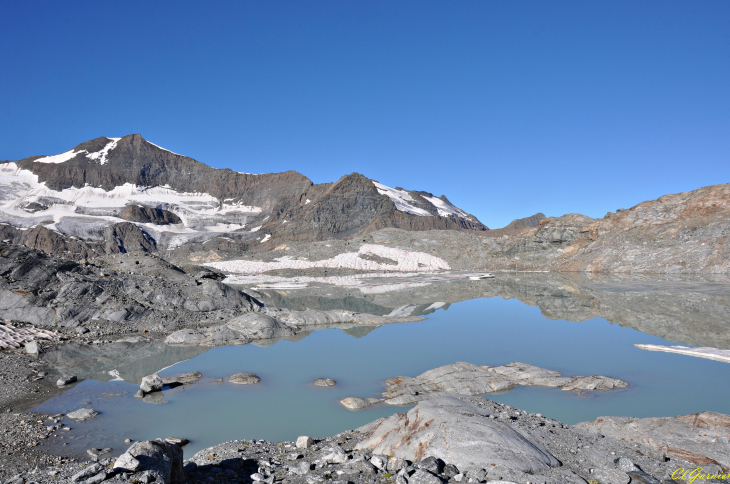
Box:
(118, 205, 182, 225)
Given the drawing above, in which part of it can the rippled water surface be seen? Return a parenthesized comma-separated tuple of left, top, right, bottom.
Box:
(32, 274, 730, 458)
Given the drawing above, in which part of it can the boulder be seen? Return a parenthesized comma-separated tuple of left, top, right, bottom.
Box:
(409, 469, 444, 484)
(120, 439, 185, 484)
(140, 374, 164, 393)
(296, 436, 314, 449)
(25, 341, 39, 355)
(229, 373, 261, 385)
(355, 397, 560, 473)
(67, 408, 99, 421)
(161, 372, 202, 386)
(114, 452, 142, 472)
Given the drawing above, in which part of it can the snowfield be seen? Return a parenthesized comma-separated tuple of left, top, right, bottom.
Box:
(0, 162, 263, 247)
(204, 243, 451, 273)
(373, 181, 470, 219)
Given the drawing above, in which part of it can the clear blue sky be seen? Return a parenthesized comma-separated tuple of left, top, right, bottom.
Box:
(1, 1, 728, 228)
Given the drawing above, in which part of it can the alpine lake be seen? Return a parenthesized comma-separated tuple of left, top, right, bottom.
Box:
(30, 271, 730, 458)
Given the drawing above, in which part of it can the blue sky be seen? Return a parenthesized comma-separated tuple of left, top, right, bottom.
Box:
(1, 1, 728, 228)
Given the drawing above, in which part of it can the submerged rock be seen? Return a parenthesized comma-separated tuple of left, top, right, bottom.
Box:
(313, 378, 336, 387)
(340, 397, 382, 410)
(356, 397, 560, 473)
(229, 373, 261, 385)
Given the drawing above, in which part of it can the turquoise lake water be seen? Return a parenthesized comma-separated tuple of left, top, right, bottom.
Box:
(32, 289, 730, 458)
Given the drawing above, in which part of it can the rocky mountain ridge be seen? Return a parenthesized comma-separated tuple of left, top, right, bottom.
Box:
(3, 134, 486, 250)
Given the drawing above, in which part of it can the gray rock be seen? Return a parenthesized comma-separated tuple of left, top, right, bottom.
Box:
(86, 447, 111, 458)
(140, 374, 163, 393)
(289, 461, 311, 476)
(614, 457, 637, 473)
(164, 437, 189, 447)
(387, 457, 408, 472)
(113, 452, 142, 472)
(370, 454, 388, 470)
(415, 456, 445, 475)
(229, 373, 261, 384)
(340, 397, 381, 410)
(322, 445, 348, 464)
(228, 312, 298, 340)
(161, 372, 202, 386)
(122, 439, 185, 484)
(71, 463, 103, 482)
(313, 378, 337, 387)
(356, 397, 560, 473)
(57, 375, 77, 386)
(442, 464, 460, 479)
(84, 471, 108, 484)
(142, 391, 165, 405)
(67, 408, 99, 421)
(626, 470, 662, 484)
(25, 341, 39, 355)
(409, 469, 444, 484)
(296, 436, 314, 449)
(589, 467, 630, 484)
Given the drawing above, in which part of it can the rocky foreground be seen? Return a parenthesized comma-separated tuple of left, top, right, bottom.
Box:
(3, 397, 729, 484)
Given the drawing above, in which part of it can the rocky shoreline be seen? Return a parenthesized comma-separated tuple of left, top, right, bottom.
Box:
(2, 337, 729, 484)
(2, 394, 729, 484)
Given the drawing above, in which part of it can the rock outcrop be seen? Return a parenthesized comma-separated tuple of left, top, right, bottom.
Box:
(356, 397, 561, 472)
(343, 362, 627, 408)
(164, 309, 425, 346)
(575, 411, 730, 472)
(0, 244, 259, 330)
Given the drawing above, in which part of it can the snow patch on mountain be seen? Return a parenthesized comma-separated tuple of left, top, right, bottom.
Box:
(204, 244, 451, 274)
(85, 138, 121, 165)
(373, 181, 470, 219)
(33, 137, 122, 165)
(422, 194, 469, 218)
(373, 182, 432, 216)
(33, 149, 84, 164)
